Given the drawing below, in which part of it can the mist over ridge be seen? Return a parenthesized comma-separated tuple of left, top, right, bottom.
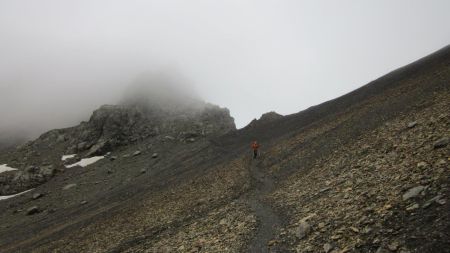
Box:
(0, 0, 449, 148)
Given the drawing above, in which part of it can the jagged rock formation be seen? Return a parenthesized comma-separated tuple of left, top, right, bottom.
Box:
(64, 102, 235, 156)
(0, 45, 449, 253)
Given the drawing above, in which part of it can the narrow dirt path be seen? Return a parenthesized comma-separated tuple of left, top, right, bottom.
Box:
(243, 158, 286, 253)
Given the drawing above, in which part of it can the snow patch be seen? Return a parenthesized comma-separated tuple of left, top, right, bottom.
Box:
(66, 156, 105, 168)
(61, 154, 76, 161)
(0, 164, 18, 174)
(0, 189, 34, 201)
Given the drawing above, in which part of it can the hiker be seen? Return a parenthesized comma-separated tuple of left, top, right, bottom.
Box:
(251, 141, 260, 159)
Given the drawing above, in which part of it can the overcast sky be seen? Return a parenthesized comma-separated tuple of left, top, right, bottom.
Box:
(0, 0, 449, 139)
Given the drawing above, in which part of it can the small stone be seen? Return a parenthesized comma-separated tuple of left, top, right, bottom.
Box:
(402, 186, 426, 201)
(63, 183, 77, 190)
(433, 137, 449, 149)
(416, 162, 428, 169)
(164, 135, 175, 140)
(319, 187, 331, 193)
(140, 169, 146, 174)
(32, 193, 43, 200)
(318, 222, 326, 229)
(107, 169, 113, 174)
(406, 203, 419, 211)
(152, 153, 158, 158)
(109, 156, 117, 161)
(323, 243, 334, 253)
(331, 234, 342, 240)
(407, 121, 417, 128)
(436, 198, 446, 205)
(296, 221, 311, 239)
(387, 241, 399, 251)
(219, 218, 228, 225)
(132, 151, 141, 156)
(349, 226, 359, 233)
(80, 200, 88, 205)
(362, 226, 372, 234)
(26, 206, 40, 215)
(267, 240, 278, 246)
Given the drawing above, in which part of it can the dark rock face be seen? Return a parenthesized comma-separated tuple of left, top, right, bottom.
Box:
(63, 102, 235, 156)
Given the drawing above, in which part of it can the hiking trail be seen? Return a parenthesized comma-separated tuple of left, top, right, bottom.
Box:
(242, 158, 285, 253)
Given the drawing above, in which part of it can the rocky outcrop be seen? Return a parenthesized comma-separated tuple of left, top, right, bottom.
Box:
(66, 102, 234, 156)
(0, 165, 58, 195)
(14, 100, 235, 160)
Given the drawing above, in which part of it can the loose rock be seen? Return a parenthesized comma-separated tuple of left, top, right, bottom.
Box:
(26, 206, 40, 215)
(416, 162, 428, 170)
(296, 221, 311, 239)
(407, 121, 417, 128)
(433, 137, 449, 149)
(323, 243, 334, 253)
(63, 183, 77, 190)
(32, 193, 43, 200)
(388, 241, 399, 251)
(402, 186, 426, 201)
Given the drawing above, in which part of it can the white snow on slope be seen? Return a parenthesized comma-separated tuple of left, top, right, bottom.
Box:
(66, 156, 105, 168)
(0, 164, 18, 174)
(0, 189, 34, 201)
(61, 154, 76, 161)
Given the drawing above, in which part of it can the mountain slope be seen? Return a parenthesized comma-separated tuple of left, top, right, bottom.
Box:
(0, 45, 449, 253)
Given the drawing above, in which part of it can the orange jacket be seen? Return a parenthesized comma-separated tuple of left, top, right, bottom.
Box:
(251, 142, 260, 150)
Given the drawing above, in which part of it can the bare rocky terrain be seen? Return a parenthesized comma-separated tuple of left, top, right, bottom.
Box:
(0, 45, 449, 253)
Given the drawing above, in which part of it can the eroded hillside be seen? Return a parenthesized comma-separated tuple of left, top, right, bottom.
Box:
(0, 46, 449, 253)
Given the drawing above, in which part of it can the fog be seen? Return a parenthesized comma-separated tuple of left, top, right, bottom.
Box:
(0, 0, 449, 145)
